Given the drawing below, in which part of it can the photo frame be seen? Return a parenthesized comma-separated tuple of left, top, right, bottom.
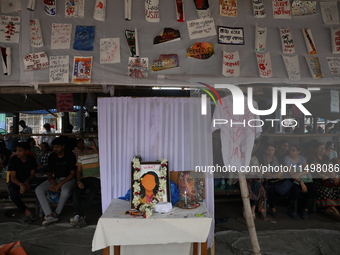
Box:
(177, 171, 205, 203)
(131, 159, 170, 209)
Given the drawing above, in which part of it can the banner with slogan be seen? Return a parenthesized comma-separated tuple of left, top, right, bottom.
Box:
(56, 93, 73, 112)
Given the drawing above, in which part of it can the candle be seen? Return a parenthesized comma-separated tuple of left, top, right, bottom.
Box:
(184, 191, 187, 205)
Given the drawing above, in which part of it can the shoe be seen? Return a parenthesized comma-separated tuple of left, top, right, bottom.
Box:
(289, 211, 300, 220)
(52, 211, 59, 218)
(300, 210, 309, 220)
(70, 215, 80, 226)
(42, 216, 59, 226)
(75, 217, 87, 228)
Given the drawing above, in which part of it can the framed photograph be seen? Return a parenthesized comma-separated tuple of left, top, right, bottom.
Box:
(177, 171, 204, 203)
(131, 159, 170, 210)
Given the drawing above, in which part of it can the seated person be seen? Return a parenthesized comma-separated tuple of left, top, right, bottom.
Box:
(72, 138, 88, 161)
(27, 138, 41, 157)
(36, 142, 51, 174)
(7, 142, 37, 223)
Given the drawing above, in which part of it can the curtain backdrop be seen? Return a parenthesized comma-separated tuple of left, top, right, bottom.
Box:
(98, 97, 214, 245)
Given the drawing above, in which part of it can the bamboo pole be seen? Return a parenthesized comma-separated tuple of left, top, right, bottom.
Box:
(238, 172, 261, 255)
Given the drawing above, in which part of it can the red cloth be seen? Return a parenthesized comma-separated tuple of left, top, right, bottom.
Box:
(0, 241, 28, 255)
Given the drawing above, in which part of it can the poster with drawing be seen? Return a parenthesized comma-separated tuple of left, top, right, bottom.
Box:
(222, 51, 240, 77)
(29, 19, 44, 48)
(272, 0, 291, 19)
(305, 57, 322, 79)
(252, 0, 265, 18)
(218, 26, 244, 45)
(145, 0, 160, 22)
(128, 57, 148, 78)
(0, 15, 20, 43)
(326, 57, 340, 78)
(93, 0, 106, 21)
(282, 55, 300, 81)
(331, 27, 340, 54)
(220, 0, 238, 17)
(44, 0, 56, 16)
(73, 26, 95, 51)
(187, 18, 216, 40)
(302, 28, 317, 55)
(255, 25, 266, 52)
(256, 52, 272, 78)
(49, 55, 69, 83)
(1, 0, 21, 13)
(51, 23, 72, 50)
(23, 52, 49, 71)
(72, 56, 93, 83)
(280, 28, 295, 54)
(151, 54, 179, 71)
(320, 2, 339, 25)
(100, 38, 120, 64)
(292, 0, 316, 16)
(178, 171, 204, 202)
(65, 0, 85, 18)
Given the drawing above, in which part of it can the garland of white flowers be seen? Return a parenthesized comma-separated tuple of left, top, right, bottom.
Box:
(132, 156, 168, 218)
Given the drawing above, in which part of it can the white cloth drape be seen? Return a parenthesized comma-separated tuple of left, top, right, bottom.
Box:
(98, 97, 214, 246)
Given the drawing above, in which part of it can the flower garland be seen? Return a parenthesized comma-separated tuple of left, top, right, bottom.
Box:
(132, 155, 168, 218)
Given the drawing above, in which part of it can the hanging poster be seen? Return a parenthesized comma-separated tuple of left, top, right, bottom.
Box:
(0, 15, 20, 43)
(186, 42, 214, 59)
(145, 0, 160, 22)
(65, 0, 85, 18)
(154, 28, 181, 45)
(51, 23, 72, 50)
(222, 51, 240, 77)
(56, 93, 73, 113)
(272, 0, 291, 19)
(44, 0, 56, 16)
(187, 18, 217, 40)
(73, 26, 95, 51)
(326, 57, 340, 78)
(1, 0, 21, 13)
(23, 52, 49, 71)
(72, 56, 93, 83)
(125, 29, 139, 57)
(220, 0, 238, 17)
(193, 0, 210, 19)
(125, 0, 132, 20)
(331, 27, 340, 54)
(218, 26, 244, 45)
(256, 52, 272, 78)
(49, 55, 69, 83)
(93, 0, 106, 21)
(330, 90, 340, 113)
(302, 29, 317, 55)
(320, 2, 339, 25)
(27, 0, 36, 11)
(292, 1, 316, 16)
(1, 47, 11, 75)
(29, 19, 44, 48)
(280, 28, 295, 54)
(282, 55, 300, 81)
(175, 0, 185, 22)
(255, 25, 266, 52)
(252, 0, 265, 18)
(100, 38, 120, 64)
(151, 54, 179, 71)
(305, 57, 322, 79)
(128, 57, 148, 78)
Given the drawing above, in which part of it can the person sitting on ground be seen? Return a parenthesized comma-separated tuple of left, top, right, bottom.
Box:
(27, 138, 40, 157)
(325, 141, 338, 160)
(72, 138, 88, 161)
(35, 137, 76, 226)
(39, 123, 55, 149)
(36, 142, 51, 174)
(7, 142, 37, 224)
(70, 140, 100, 228)
(285, 144, 316, 219)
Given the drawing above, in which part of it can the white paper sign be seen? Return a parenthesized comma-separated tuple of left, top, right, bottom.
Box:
(51, 23, 72, 50)
(187, 18, 217, 40)
(145, 0, 160, 22)
(302, 28, 317, 55)
(331, 27, 340, 54)
(252, 0, 266, 18)
(330, 90, 339, 113)
(65, 0, 84, 18)
(49, 55, 69, 83)
(222, 51, 240, 77)
(100, 38, 120, 64)
(305, 57, 322, 79)
(280, 28, 295, 54)
(93, 0, 106, 21)
(255, 25, 266, 52)
(29, 19, 44, 48)
(256, 52, 272, 78)
(320, 2, 339, 25)
(1, 0, 21, 13)
(282, 55, 300, 81)
(23, 52, 49, 71)
(272, 0, 291, 19)
(327, 57, 340, 78)
(218, 27, 244, 45)
(0, 15, 20, 43)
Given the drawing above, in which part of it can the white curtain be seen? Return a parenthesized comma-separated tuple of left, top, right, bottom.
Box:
(98, 97, 214, 245)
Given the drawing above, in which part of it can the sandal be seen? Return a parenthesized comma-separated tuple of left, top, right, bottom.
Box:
(18, 215, 32, 224)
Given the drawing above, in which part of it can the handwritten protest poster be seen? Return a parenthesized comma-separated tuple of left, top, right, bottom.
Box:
(320, 2, 339, 25)
(187, 18, 216, 40)
(49, 55, 69, 83)
(23, 52, 49, 71)
(305, 57, 322, 79)
(220, 0, 238, 17)
(331, 27, 340, 54)
(222, 51, 240, 77)
(302, 28, 317, 55)
(100, 38, 120, 64)
(330, 90, 339, 113)
(292, 1, 316, 16)
(256, 52, 272, 78)
(51, 23, 72, 50)
(280, 28, 295, 54)
(218, 26, 244, 45)
(327, 57, 340, 78)
(72, 56, 93, 83)
(145, 0, 160, 22)
(255, 25, 266, 52)
(1, 47, 11, 75)
(1, 0, 21, 13)
(128, 57, 148, 78)
(73, 26, 95, 51)
(29, 19, 44, 48)
(94, 0, 106, 21)
(151, 54, 179, 71)
(282, 55, 300, 81)
(272, 0, 291, 19)
(0, 15, 20, 43)
(252, 0, 265, 18)
(56, 93, 73, 112)
(187, 42, 214, 59)
(193, 0, 210, 19)
(65, 0, 84, 18)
